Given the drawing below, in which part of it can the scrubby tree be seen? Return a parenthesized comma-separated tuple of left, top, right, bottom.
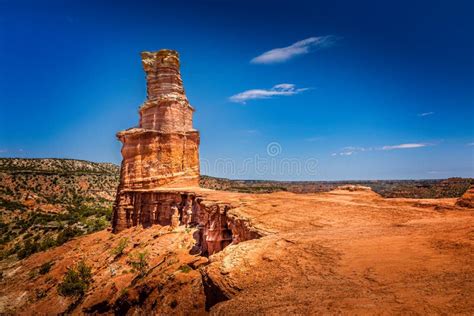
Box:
(111, 238, 128, 258)
(57, 260, 92, 297)
(127, 251, 149, 277)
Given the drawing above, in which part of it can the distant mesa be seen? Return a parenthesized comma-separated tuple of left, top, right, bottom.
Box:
(456, 185, 474, 208)
(335, 184, 374, 192)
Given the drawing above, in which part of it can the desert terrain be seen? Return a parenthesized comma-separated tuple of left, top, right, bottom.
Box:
(1, 185, 473, 314)
(1, 50, 472, 314)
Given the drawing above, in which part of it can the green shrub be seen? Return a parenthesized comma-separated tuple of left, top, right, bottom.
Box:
(39, 261, 54, 275)
(84, 216, 109, 232)
(57, 261, 92, 297)
(39, 235, 57, 251)
(178, 264, 192, 273)
(0, 198, 26, 211)
(111, 238, 128, 258)
(56, 227, 82, 245)
(28, 269, 38, 279)
(17, 239, 40, 259)
(127, 251, 149, 277)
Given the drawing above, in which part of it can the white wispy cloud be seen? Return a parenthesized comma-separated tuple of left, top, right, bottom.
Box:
(344, 146, 369, 152)
(332, 143, 431, 157)
(418, 112, 434, 117)
(251, 36, 340, 64)
(340, 151, 354, 156)
(381, 143, 428, 150)
(427, 170, 448, 175)
(467, 142, 474, 146)
(331, 146, 371, 156)
(229, 83, 309, 104)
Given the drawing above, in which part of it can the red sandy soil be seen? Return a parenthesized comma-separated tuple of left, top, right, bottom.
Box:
(1, 187, 473, 315)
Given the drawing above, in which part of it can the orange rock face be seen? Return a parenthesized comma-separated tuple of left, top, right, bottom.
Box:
(113, 50, 200, 232)
(456, 185, 474, 208)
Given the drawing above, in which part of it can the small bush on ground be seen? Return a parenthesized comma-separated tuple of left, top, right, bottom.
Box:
(57, 260, 92, 297)
(127, 251, 149, 277)
(56, 226, 82, 245)
(0, 198, 26, 211)
(178, 264, 192, 273)
(39, 261, 54, 275)
(111, 238, 128, 258)
(17, 239, 39, 259)
(39, 235, 57, 251)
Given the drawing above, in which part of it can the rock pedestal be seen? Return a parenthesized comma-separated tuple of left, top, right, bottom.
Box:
(111, 51, 259, 255)
(112, 50, 200, 232)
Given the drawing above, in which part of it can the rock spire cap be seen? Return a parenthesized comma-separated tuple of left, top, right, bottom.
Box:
(141, 49, 184, 100)
(141, 49, 180, 72)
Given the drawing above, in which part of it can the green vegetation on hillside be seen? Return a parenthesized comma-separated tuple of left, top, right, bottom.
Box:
(0, 158, 472, 263)
(200, 175, 473, 198)
(58, 260, 93, 297)
(0, 158, 119, 261)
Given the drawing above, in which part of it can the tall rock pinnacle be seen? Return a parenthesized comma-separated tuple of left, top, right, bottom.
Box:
(141, 50, 185, 100)
(112, 49, 200, 232)
(138, 50, 195, 133)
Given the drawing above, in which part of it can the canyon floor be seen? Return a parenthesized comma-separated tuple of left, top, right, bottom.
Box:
(1, 187, 473, 315)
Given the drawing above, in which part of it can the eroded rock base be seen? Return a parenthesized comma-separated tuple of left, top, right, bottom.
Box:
(113, 190, 261, 256)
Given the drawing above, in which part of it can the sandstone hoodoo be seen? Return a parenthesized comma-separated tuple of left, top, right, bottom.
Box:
(117, 50, 200, 190)
(111, 50, 260, 258)
(113, 50, 200, 232)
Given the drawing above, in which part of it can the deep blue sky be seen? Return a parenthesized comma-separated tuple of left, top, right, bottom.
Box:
(0, 0, 473, 180)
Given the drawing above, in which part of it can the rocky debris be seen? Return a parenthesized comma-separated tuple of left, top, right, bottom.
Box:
(456, 185, 474, 208)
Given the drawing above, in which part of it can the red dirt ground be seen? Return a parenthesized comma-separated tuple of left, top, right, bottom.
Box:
(1, 187, 473, 314)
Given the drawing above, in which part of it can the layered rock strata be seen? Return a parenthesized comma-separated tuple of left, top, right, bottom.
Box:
(112, 50, 260, 255)
(113, 50, 200, 233)
(113, 189, 261, 255)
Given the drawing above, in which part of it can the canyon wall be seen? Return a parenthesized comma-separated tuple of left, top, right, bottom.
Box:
(113, 190, 261, 255)
(456, 185, 474, 208)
